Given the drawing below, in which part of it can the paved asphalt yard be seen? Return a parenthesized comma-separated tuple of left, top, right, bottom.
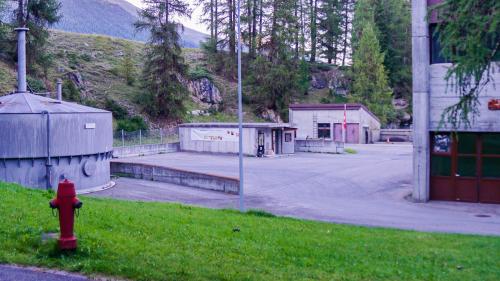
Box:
(92, 144, 500, 236)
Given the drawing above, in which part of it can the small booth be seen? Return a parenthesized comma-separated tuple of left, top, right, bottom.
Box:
(179, 123, 296, 157)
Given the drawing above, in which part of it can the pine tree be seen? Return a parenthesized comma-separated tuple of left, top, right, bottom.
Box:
(119, 48, 136, 86)
(135, 0, 191, 119)
(373, 0, 411, 101)
(351, 22, 394, 125)
(317, 0, 342, 64)
(13, 0, 61, 75)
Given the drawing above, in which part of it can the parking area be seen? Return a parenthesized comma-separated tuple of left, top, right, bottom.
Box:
(91, 144, 500, 235)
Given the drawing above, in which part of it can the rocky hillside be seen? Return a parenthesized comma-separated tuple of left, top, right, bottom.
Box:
(0, 30, 262, 126)
(0, 30, 410, 127)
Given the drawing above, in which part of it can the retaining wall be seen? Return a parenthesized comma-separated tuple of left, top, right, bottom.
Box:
(111, 161, 239, 194)
(113, 143, 180, 158)
(295, 139, 344, 153)
(380, 129, 412, 142)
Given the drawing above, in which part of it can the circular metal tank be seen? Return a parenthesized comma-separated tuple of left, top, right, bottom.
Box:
(0, 93, 113, 191)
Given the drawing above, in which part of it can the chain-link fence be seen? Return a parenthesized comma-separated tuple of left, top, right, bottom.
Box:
(113, 127, 179, 147)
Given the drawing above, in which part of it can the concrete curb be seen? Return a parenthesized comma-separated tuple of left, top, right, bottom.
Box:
(77, 181, 116, 195)
(111, 161, 239, 194)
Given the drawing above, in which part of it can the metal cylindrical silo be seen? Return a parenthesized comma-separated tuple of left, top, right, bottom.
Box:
(0, 93, 113, 192)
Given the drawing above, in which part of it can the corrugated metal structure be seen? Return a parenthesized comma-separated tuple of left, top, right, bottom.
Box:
(0, 93, 113, 191)
(0, 26, 113, 192)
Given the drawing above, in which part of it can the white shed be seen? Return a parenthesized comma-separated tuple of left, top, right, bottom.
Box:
(289, 103, 381, 144)
(179, 123, 296, 156)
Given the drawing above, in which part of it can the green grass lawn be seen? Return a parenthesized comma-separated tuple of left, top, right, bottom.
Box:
(0, 182, 499, 281)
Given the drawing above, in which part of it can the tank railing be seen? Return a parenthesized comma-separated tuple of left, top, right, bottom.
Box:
(113, 128, 179, 147)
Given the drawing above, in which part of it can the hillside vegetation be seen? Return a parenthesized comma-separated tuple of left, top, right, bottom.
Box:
(0, 30, 341, 127)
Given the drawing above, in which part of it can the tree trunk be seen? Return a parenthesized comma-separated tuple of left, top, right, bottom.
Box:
(215, 0, 218, 52)
(309, 0, 317, 63)
(228, 0, 235, 57)
(251, 0, 257, 57)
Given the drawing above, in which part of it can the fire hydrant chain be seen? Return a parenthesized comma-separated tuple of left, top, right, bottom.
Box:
(49, 179, 83, 251)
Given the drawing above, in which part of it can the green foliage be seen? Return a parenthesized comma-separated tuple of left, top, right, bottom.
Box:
(15, 0, 62, 75)
(245, 56, 302, 119)
(105, 98, 129, 120)
(373, 0, 411, 99)
(430, 0, 500, 128)
(1, 183, 500, 281)
(188, 66, 212, 81)
(318, 0, 343, 64)
(135, 0, 191, 120)
(118, 49, 136, 86)
(344, 147, 357, 154)
(116, 115, 148, 132)
(62, 79, 81, 102)
(320, 89, 349, 104)
(26, 76, 46, 92)
(351, 22, 394, 125)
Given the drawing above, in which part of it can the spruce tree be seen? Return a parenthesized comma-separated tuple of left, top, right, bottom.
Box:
(318, 0, 342, 64)
(13, 0, 61, 75)
(135, 0, 191, 119)
(351, 22, 394, 125)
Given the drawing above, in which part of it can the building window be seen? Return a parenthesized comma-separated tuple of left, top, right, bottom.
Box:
(433, 133, 451, 153)
(317, 123, 331, 139)
(285, 133, 292, 142)
(430, 24, 451, 64)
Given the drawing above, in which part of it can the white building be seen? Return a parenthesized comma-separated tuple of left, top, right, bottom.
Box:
(179, 123, 295, 156)
(412, 0, 500, 203)
(289, 103, 381, 144)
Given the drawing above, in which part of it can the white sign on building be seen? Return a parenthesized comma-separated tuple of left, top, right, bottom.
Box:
(190, 128, 239, 142)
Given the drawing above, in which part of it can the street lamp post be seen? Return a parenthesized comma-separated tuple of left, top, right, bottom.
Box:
(236, 0, 245, 212)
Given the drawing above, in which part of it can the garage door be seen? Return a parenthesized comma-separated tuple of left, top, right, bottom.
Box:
(430, 132, 500, 204)
(333, 123, 359, 143)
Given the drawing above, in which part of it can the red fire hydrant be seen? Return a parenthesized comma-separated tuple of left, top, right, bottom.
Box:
(49, 179, 83, 250)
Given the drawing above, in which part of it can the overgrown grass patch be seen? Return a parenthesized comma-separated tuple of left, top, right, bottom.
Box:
(0, 182, 498, 280)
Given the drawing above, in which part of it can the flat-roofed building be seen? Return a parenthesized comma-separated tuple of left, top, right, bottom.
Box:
(179, 123, 296, 157)
(289, 103, 381, 144)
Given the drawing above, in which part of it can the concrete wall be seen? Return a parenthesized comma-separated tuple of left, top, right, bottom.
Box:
(380, 129, 413, 142)
(429, 64, 500, 132)
(290, 109, 380, 143)
(111, 161, 239, 194)
(295, 139, 343, 153)
(113, 143, 180, 158)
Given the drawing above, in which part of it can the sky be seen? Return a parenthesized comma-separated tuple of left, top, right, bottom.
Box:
(125, 0, 207, 33)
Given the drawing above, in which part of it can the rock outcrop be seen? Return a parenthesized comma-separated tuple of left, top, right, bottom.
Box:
(187, 78, 222, 106)
(260, 108, 284, 123)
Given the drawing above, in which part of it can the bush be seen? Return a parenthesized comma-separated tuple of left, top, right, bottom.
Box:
(62, 79, 81, 102)
(27, 76, 46, 92)
(188, 66, 212, 81)
(116, 116, 147, 132)
(105, 98, 129, 119)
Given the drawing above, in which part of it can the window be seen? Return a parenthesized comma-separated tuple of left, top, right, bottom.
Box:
(317, 123, 331, 139)
(433, 134, 451, 153)
(285, 133, 292, 142)
(430, 24, 451, 64)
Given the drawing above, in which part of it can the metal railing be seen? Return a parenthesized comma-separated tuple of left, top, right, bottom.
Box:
(113, 128, 179, 147)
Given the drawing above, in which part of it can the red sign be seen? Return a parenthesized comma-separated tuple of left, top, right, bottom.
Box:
(488, 99, 500, 110)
